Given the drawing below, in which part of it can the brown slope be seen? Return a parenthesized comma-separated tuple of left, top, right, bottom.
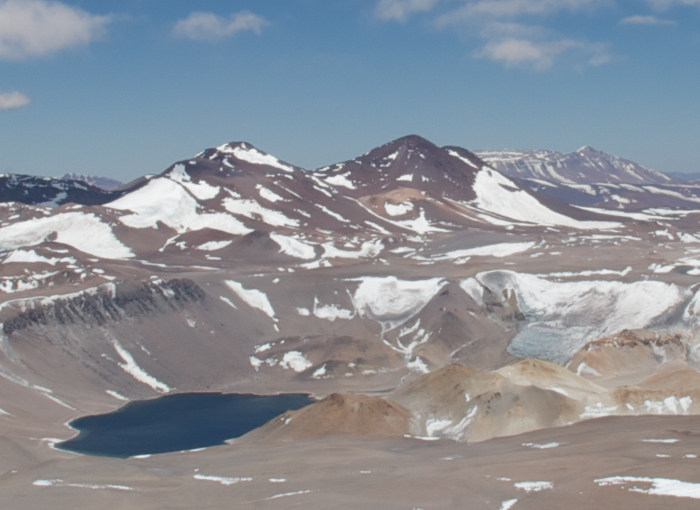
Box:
(239, 393, 412, 443)
(568, 329, 688, 383)
(639, 369, 700, 393)
(391, 363, 583, 442)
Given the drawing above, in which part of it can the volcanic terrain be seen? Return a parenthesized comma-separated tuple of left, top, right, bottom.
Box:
(2, 135, 700, 508)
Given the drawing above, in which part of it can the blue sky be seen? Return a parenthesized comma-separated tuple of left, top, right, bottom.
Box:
(1, 0, 699, 181)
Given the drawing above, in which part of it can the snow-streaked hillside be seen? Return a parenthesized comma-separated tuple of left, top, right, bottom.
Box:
(476, 146, 673, 186)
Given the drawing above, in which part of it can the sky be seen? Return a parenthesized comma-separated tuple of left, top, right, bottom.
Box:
(0, 0, 699, 182)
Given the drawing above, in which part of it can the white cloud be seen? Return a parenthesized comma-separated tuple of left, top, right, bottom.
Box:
(374, 0, 442, 21)
(475, 38, 575, 68)
(588, 51, 611, 65)
(173, 11, 268, 41)
(620, 14, 676, 24)
(373, 0, 616, 69)
(0, 0, 110, 60)
(475, 36, 609, 69)
(646, 0, 700, 10)
(436, 0, 603, 26)
(0, 90, 30, 110)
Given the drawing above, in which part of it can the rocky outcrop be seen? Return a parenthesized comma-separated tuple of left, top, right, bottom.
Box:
(568, 329, 689, 381)
(2, 279, 206, 335)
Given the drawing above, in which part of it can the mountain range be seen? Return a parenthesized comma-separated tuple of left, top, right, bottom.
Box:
(2, 135, 700, 509)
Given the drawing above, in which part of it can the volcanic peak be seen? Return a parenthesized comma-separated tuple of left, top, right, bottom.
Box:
(192, 141, 299, 174)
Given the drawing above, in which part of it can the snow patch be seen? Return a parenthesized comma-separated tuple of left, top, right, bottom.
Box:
(514, 481, 553, 492)
(168, 164, 220, 199)
(197, 240, 233, 251)
(385, 202, 414, 217)
(257, 186, 285, 203)
(224, 281, 276, 320)
(324, 173, 356, 189)
(217, 143, 294, 173)
(499, 500, 518, 510)
(280, 351, 312, 372)
(437, 241, 534, 260)
(223, 197, 298, 228)
(112, 340, 170, 393)
(108, 178, 251, 235)
(3, 249, 60, 265)
(522, 442, 560, 449)
(595, 476, 700, 499)
(313, 297, 354, 321)
(0, 212, 133, 259)
(471, 167, 619, 229)
(322, 240, 383, 259)
(194, 474, 252, 485)
(350, 276, 447, 331)
(270, 233, 316, 259)
(106, 390, 128, 401)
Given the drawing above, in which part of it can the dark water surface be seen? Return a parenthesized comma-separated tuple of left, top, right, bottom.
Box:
(59, 392, 314, 458)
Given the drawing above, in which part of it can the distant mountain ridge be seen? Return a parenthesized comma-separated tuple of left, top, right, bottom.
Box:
(475, 146, 674, 186)
(664, 171, 700, 182)
(0, 173, 124, 207)
(474, 146, 700, 210)
(60, 173, 124, 191)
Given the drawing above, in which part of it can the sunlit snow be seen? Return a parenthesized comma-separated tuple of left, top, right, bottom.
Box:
(223, 197, 299, 228)
(385, 202, 414, 216)
(270, 233, 316, 259)
(477, 270, 686, 362)
(3, 249, 60, 265)
(168, 164, 220, 200)
(112, 340, 170, 393)
(224, 280, 276, 320)
(470, 167, 620, 229)
(324, 173, 356, 189)
(280, 351, 312, 372)
(108, 179, 251, 235)
(0, 212, 133, 259)
(595, 476, 700, 499)
(350, 276, 447, 331)
(216, 143, 295, 173)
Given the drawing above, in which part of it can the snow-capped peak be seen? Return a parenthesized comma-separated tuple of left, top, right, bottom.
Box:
(197, 142, 297, 173)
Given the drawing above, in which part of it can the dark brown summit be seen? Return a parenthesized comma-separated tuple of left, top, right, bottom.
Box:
(314, 134, 485, 201)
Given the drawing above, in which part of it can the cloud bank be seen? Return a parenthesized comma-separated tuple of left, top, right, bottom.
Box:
(374, 0, 612, 69)
(0, 0, 110, 60)
(173, 11, 268, 41)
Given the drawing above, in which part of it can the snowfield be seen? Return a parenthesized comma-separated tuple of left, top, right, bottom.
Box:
(223, 197, 299, 228)
(350, 276, 447, 331)
(471, 167, 620, 229)
(473, 270, 687, 362)
(168, 164, 220, 200)
(107, 178, 251, 235)
(0, 212, 133, 259)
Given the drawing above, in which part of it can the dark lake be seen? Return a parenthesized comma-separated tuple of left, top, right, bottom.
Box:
(58, 392, 314, 458)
